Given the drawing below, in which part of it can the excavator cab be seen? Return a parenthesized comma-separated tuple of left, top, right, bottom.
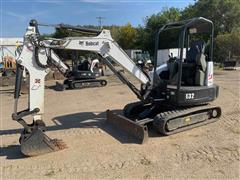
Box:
(154, 17, 219, 106)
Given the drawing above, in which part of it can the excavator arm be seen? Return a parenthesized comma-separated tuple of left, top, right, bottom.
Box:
(13, 20, 151, 156)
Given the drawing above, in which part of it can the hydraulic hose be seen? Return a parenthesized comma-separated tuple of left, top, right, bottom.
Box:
(14, 63, 23, 99)
(34, 46, 49, 69)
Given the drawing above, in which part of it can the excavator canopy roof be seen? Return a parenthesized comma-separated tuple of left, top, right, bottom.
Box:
(162, 17, 213, 34)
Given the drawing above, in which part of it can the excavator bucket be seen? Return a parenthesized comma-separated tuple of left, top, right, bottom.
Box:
(54, 81, 66, 91)
(20, 129, 67, 156)
(106, 110, 149, 144)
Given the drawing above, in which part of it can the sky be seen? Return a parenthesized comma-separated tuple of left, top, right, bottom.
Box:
(1, 0, 195, 37)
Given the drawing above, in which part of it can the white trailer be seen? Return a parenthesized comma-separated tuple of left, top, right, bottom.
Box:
(157, 48, 187, 66)
(125, 49, 142, 61)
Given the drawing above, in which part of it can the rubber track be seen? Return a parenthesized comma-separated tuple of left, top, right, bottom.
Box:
(153, 105, 221, 135)
(71, 79, 107, 89)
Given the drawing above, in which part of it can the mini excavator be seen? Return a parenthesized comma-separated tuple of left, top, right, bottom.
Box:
(12, 17, 221, 156)
(63, 52, 107, 89)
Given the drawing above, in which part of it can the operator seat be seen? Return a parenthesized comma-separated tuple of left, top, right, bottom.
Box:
(78, 60, 90, 71)
(195, 49, 207, 86)
(185, 40, 207, 86)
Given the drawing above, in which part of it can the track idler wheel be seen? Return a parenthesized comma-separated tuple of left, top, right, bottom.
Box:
(100, 80, 107, 86)
(20, 128, 67, 156)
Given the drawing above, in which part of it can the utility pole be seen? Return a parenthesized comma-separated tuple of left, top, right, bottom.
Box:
(96, 16, 105, 29)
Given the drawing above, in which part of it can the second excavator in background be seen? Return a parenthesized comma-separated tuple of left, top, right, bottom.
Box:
(62, 51, 107, 89)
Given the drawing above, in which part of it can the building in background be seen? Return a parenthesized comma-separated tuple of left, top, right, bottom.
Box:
(0, 38, 22, 70)
(0, 38, 22, 62)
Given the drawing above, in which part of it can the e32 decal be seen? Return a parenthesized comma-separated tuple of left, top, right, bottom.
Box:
(185, 93, 194, 99)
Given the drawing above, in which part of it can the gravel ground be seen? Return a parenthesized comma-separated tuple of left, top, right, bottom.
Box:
(0, 70, 239, 179)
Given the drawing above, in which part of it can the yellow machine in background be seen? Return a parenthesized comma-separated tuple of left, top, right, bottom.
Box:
(1, 55, 16, 76)
(3, 55, 16, 68)
(0, 40, 22, 76)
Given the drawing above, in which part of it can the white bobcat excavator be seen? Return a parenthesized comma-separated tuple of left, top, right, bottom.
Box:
(13, 17, 221, 156)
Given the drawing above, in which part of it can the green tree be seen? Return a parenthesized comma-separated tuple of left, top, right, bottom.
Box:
(182, 0, 240, 34)
(214, 29, 240, 62)
(107, 25, 121, 42)
(117, 23, 137, 49)
(141, 7, 181, 54)
(134, 25, 148, 50)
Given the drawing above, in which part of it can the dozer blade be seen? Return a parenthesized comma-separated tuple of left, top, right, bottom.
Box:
(20, 129, 67, 156)
(106, 110, 149, 144)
